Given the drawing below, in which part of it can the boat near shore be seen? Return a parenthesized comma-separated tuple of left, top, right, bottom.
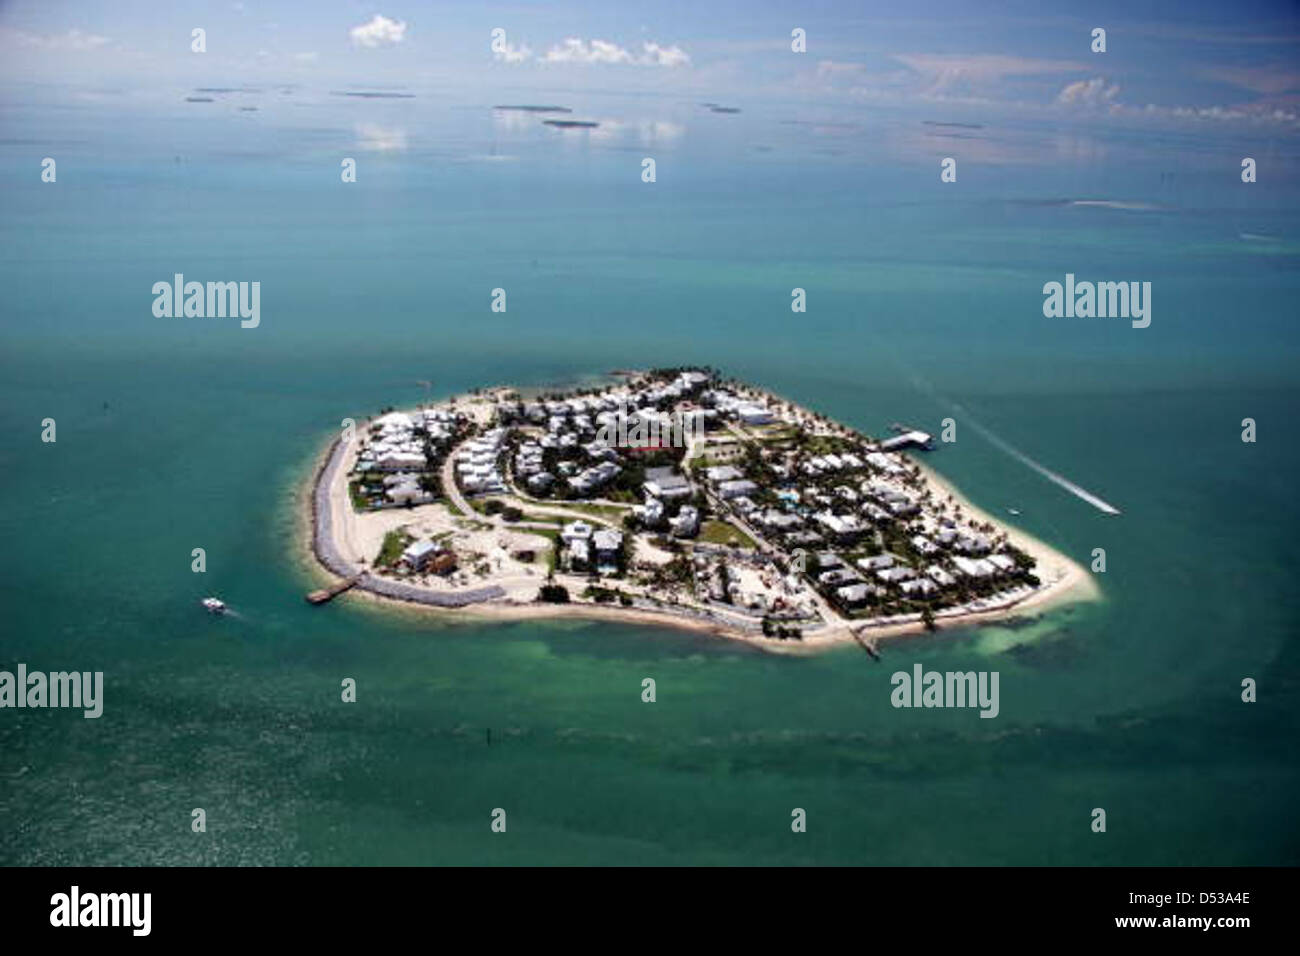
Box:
(201, 597, 226, 614)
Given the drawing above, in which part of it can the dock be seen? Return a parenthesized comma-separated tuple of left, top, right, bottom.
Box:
(880, 428, 934, 452)
(306, 575, 361, 605)
(850, 629, 882, 661)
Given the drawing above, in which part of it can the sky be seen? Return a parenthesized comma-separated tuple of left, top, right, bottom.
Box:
(1, 0, 1299, 135)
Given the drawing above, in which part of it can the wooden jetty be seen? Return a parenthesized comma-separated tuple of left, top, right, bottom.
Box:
(306, 576, 361, 605)
(851, 629, 882, 661)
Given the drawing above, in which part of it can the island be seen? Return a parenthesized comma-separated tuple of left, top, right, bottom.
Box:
(303, 368, 1096, 652)
(332, 90, 418, 99)
(493, 105, 574, 113)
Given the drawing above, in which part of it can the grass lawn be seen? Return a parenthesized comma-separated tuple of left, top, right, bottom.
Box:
(533, 528, 561, 574)
(691, 445, 742, 468)
(557, 502, 630, 524)
(348, 480, 372, 511)
(757, 425, 799, 443)
(699, 519, 757, 549)
(514, 511, 564, 526)
(376, 528, 414, 567)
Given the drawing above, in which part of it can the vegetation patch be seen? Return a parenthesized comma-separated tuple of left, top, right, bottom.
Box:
(699, 520, 757, 549)
(376, 528, 414, 568)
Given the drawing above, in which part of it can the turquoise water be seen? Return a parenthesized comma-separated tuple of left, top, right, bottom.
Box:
(1, 94, 1297, 864)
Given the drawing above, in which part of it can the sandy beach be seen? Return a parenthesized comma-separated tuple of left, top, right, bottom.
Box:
(297, 388, 1101, 655)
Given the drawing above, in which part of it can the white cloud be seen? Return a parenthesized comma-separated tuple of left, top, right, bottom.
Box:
(817, 60, 867, 78)
(349, 15, 406, 48)
(895, 53, 1085, 96)
(1056, 77, 1121, 107)
(355, 123, 407, 151)
(636, 119, 685, 143)
(493, 41, 531, 63)
(545, 38, 630, 64)
(1208, 66, 1300, 96)
(1153, 102, 1298, 125)
(542, 37, 688, 67)
(588, 118, 686, 144)
(641, 42, 690, 68)
(7, 28, 111, 51)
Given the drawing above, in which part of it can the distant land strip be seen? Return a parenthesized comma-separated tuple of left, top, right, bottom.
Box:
(494, 105, 573, 113)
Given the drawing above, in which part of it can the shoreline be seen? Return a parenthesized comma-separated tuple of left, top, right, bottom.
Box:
(296, 384, 1101, 655)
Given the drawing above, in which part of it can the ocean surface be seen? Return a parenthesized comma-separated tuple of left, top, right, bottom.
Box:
(1, 88, 1297, 864)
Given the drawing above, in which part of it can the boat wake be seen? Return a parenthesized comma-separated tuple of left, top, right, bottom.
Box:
(873, 349, 1123, 517)
(951, 403, 1122, 515)
(898, 364, 1122, 516)
(1069, 199, 1162, 211)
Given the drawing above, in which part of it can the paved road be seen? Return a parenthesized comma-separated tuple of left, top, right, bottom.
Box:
(440, 443, 477, 519)
(703, 487, 844, 635)
(441, 437, 627, 531)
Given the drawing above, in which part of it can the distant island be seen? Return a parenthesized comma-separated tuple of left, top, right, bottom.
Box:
(494, 105, 573, 113)
(543, 119, 599, 129)
(304, 369, 1095, 651)
(922, 120, 985, 130)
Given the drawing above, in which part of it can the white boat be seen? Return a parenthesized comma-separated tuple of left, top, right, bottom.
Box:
(201, 597, 227, 614)
(1007, 508, 1021, 516)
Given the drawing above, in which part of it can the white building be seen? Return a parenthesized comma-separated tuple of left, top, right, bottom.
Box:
(836, 583, 875, 605)
(592, 529, 623, 571)
(671, 505, 700, 538)
(987, 554, 1017, 573)
(876, 566, 916, 583)
(644, 467, 692, 501)
(952, 556, 996, 578)
(911, 534, 940, 555)
(387, 478, 423, 505)
(900, 578, 938, 596)
(561, 520, 594, 544)
(633, 497, 665, 526)
(401, 539, 439, 570)
(926, 565, 957, 587)
(717, 479, 758, 500)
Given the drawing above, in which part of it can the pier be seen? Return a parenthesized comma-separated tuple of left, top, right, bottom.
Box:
(851, 629, 882, 661)
(306, 575, 361, 605)
(880, 428, 934, 452)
